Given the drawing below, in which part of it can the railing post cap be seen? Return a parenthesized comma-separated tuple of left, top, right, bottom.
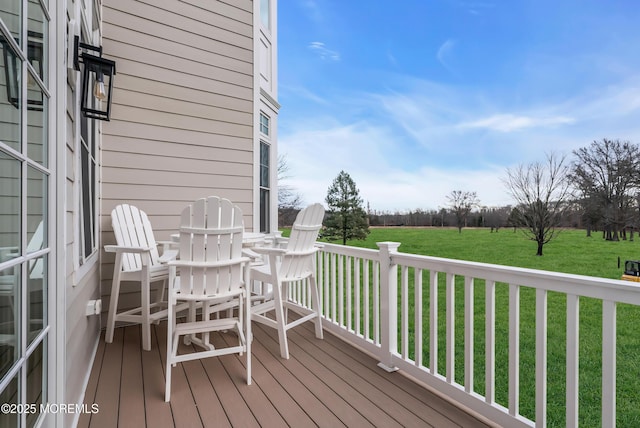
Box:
(376, 242, 401, 252)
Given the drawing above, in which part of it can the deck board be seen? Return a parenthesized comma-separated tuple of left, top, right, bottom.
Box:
(292, 321, 483, 428)
(142, 326, 174, 428)
(82, 321, 491, 428)
(119, 327, 145, 428)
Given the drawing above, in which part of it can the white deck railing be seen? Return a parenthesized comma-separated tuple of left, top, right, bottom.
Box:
(288, 241, 640, 428)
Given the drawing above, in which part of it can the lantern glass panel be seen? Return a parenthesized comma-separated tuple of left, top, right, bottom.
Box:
(1, 34, 22, 151)
(80, 54, 115, 121)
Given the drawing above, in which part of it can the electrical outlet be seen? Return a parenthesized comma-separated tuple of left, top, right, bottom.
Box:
(86, 299, 102, 316)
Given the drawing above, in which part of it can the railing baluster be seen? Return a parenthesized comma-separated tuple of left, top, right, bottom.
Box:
(566, 294, 579, 428)
(415, 268, 423, 367)
(374, 260, 380, 345)
(430, 270, 438, 375)
(509, 284, 520, 417)
(316, 252, 322, 314)
(446, 273, 455, 383)
(355, 257, 361, 335)
(603, 300, 616, 428)
(347, 256, 352, 331)
(364, 259, 370, 340)
(536, 288, 547, 427)
(465, 276, 474, 393)
(401, 265, 409, 359)
(323, 252, 329, 318)
(338, 254, 344, 326)
(485, 280, 496, 404)
(331, 253, 337, 322)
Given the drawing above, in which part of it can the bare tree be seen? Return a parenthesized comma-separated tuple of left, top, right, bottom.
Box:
(446, 190, 480, 233)
(278, 154, 304, 226)
(503, 153, 572, 256)
(570, 139, 640, 241)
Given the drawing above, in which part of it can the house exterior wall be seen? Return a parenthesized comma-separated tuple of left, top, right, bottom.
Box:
(99, 0, 274, 321)
(101, 0, 255, 232)
(3, 0, 278, 426)
(63, 2, 103, 426)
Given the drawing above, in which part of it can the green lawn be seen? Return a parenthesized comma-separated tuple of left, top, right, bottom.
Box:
(344, 227, 640, 280)
(294, 227, 640, 427)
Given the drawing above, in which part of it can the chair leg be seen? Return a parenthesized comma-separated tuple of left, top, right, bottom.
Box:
(141, 276, 151, 351)
(184, 301, 196, 345)
(309, 275, 323, 340)
(106, 256, 123, 344)
(157, 278, 167, 304)
(245, 291, 252, 385)
(165, 296, 174, 402)
(273, 282, 289, 359)
(203, 302, 214, 350)
(153, 279, 167, 325)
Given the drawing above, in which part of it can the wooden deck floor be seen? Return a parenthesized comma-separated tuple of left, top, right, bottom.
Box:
(79, 320, 491, 428)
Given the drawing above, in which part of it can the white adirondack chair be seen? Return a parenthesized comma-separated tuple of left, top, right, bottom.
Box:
(104, 204, 177, 351)
(250, 203, 325, 359)
(165, 196, 252, 402)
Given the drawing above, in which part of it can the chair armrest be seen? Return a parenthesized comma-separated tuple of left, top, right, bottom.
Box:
(249, 247, 287, 256)
(168, 257, 251, 269)
(157, 240, 179, 253)
(242, 248, 261, 261)
(158, 249, 179, 263)
(104, 245, 152, 254)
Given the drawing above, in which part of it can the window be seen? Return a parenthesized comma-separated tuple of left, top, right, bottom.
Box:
(0, 1, 51, 425)
(259, 141, 270, 233)
(260, 0, 271, 31)
(78, 34, 97, 263)
(259, 112, 270, 136)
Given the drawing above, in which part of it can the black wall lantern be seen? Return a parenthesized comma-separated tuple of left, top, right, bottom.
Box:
(74, 35, 116, 121)
(2, 31, 44, 111)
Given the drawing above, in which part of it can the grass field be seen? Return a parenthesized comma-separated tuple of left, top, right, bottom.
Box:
(345, 227, 640, 280)
(297, 227, 640, 427)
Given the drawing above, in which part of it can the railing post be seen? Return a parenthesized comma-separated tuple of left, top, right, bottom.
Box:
(377, 241, 401, 372)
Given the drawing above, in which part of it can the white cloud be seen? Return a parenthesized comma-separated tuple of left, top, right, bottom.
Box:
(280, 84, 329, 105)
(280, 76, 640, 212)
(300, 0, 322, 23)
(459, 114, 576, 132)
(308, 42, 340, 61)
(279, 118, 513, 211)
(436, 39, 456, 71)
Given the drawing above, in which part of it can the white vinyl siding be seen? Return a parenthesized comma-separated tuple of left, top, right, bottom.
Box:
(100, 0, 255, 321)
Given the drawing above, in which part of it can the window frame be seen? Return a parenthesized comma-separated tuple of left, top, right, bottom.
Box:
(0, 2, 53, 425)
(74, 28, 99, 281)
(259, 111, 270, 136)
(259, 140, 270, 233)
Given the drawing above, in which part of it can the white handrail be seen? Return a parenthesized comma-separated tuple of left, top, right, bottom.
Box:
(297, 240, 640, 428)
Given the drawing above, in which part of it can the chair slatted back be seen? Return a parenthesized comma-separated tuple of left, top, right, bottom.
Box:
(111, 204, 161, 272)
(178, 196, 244, 297)
(280, 203, 324, 280)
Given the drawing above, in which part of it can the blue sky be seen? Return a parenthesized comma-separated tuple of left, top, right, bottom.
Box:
(276, 0, 640, 212)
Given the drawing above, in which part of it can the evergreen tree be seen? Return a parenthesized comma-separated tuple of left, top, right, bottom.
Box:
(322, 171, 370, 245)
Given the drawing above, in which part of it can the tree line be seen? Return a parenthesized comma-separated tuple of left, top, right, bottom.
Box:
(279, 138, 640, 255)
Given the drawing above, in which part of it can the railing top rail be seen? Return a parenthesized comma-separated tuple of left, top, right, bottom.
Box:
(391, 251, 640, 305)
(313, 240, 640, 304)
(313, 241, 381, 259)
